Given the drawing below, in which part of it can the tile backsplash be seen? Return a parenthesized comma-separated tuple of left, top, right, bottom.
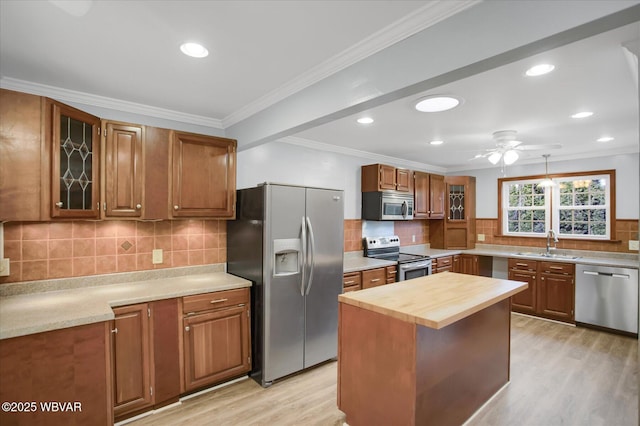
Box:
(2, 217, 636, 284)
(1, 220, 226, 284)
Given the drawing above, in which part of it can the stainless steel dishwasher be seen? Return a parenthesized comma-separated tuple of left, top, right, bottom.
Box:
(575, 264, 638, 334)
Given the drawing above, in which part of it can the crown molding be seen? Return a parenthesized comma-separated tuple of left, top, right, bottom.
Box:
(279, 136, 447, 174)
(222, 0, 480, 128)
(0, 77, 224, 129)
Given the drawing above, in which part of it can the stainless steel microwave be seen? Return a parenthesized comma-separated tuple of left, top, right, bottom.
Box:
(362, 192, 414, 221)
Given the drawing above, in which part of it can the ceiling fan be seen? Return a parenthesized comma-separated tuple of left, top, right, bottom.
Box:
(473, 130, 562, 165)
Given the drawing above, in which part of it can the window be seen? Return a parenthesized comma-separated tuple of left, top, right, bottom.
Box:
(499, 170, 615, 240)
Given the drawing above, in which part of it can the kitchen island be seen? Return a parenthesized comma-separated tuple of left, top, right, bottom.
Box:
(337, 272, 527, 426)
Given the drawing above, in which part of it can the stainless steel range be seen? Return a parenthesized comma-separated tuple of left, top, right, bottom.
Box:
(364, 236, 432, 281)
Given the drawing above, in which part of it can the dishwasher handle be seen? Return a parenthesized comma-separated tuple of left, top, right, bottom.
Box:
(582, 270, 630, 279)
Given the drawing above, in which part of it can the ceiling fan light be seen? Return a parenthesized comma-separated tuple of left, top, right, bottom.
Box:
(488, 152, 502, 165)
(503, 150, 519, 165)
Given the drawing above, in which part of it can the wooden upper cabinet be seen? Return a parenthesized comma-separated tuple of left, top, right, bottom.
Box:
(379, 164, 397, 190)
(103, 121, 143, 218)
(0, 89, 45, 221)
(170, 132, 237, 218)
(47, 99, 101, 219)
(362, 164, 413, 193)
(413, 172, 445, 219)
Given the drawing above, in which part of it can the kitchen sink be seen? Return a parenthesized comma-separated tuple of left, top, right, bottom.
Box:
(515, 252, 582, 260)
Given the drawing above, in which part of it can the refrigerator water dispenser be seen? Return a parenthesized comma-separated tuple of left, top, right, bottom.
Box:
(273, 238, 301, 276)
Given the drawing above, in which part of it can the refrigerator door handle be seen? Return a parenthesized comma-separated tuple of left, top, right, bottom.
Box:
(300, 216, 307, 296)
(305, 216, 316, 295)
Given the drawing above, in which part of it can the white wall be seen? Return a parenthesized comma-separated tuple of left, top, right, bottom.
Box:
(237, 142, 639, 220)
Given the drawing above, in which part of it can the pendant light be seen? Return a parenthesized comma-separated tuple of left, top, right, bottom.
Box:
(538, 154, 555, 187)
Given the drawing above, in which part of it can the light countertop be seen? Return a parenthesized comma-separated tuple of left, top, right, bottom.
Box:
(0, 271, 250, 340)
(343, 251, 396, 273)
(338, 272, 527, 329)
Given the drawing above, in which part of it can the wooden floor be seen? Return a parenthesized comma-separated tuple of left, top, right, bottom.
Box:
(128, 314, 638, 426)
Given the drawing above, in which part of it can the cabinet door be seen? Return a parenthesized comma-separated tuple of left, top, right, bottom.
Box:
(509, 269, 537, 314)
(413, 171, 430, 218)
(171, 132, 236, 218)
(429, 174, 445, 218)
(538, 273, 574, 322)
(112, 303, 153, 418)
(361, 267, 386, 289)
(183, 304, 250, 391)
(49, 100, 101, 219)
(379, 164, 396, 190)
(343, 272, 362, 292)
(395, 168, 411, 192)
(0, 89, 45, 221)
(104, 121, 143, 218)
(459, 255, 479, 275)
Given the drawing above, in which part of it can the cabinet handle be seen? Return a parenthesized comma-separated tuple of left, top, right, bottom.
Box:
(515, 263, 528, 267)
(344, 280, 355, 285)
(210, 298, 228, 304)
(136, 204, 142, 210)
(370, 278, 381, 283)
(173, 205, 179, 210)
(549, 266, 564, 270)
(111, 328, 118, 334)
(55, 202, 63, 208)
(388, 271, 397, 275)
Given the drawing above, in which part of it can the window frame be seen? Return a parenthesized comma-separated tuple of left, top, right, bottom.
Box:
(497, 169, 616, 241)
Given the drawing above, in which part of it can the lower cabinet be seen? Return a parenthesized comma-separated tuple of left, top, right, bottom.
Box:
(112, 304, 153, 418)
(181, 288, 251, 393)
(432, 256, 453, 274)
(508, 258, 575, 323)
(111, 299, 181, 421)
(361, 267, 387, 289)
(343, 271, 362, 292)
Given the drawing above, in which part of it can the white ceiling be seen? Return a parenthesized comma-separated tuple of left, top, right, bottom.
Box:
(1, 1, 638, 172)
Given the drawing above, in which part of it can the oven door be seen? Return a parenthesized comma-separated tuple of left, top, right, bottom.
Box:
(399, 260, 432, 281)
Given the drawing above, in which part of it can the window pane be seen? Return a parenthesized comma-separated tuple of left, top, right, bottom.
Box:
(590, 223, 606, 235)
(533, 210, 546, 220)
(590, 193, 605, 205)
(508, 221, 519, 232)
(560, 194, 572, 206)
(590, 209, 606, 221)
(520, 222, 532, 232)
(573, 223, 589, 234)
(533, 222, 545, 233)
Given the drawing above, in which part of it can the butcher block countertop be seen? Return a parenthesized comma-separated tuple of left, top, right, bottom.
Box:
(0, 270, 250, 340)
(338, 272, 527, 329)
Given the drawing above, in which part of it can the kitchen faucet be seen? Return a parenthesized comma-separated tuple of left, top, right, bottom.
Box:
(546, 230, 559, 255)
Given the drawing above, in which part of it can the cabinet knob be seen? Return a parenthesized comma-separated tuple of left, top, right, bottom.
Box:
(136, 204, 142, 210)
(111, 328, 118, 334)
(174, 205, 179, 210)
(185, 326, 190, 332)
(55, 202, 63, 208)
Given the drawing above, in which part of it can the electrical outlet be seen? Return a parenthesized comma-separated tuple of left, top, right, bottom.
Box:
(0, 258, 10, 277)
(412, 235, 416, 243)
(629, 240, 639, 251)
(152, 249, 163, 264)
(477, 234, 485, 242)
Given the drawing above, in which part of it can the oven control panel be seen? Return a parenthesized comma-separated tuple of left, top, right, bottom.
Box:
(365, 235, 400, 250)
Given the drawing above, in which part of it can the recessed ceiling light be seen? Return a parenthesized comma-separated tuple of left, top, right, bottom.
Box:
(415, 96, 460, 112)
(357, 117, 374, 124)
(429, 140, 444, 145)
(597, 136, 614, 142)
(571, 111, 593, 119)
(525, 64, 555, 76)
(180, 42, 209, 58)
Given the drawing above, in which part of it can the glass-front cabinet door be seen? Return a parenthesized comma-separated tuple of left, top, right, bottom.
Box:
(447, 182, 467, 221)
(50, 101, 101, 218)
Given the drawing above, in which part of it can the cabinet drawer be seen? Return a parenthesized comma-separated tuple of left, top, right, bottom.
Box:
(436, 256, 452, 267)
(435, 266, 452, 274)
(343, 272, 362, 288)
(386, 266, 397, 283)
(343, 284, 362, 293)
(183, 288, 249, 314)
(361, 268, 386, 289)
(508, 258, 537, 271)
(539, 261, 574, 276)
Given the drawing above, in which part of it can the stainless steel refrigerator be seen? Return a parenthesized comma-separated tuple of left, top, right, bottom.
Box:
(227, 183, 344, 387)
